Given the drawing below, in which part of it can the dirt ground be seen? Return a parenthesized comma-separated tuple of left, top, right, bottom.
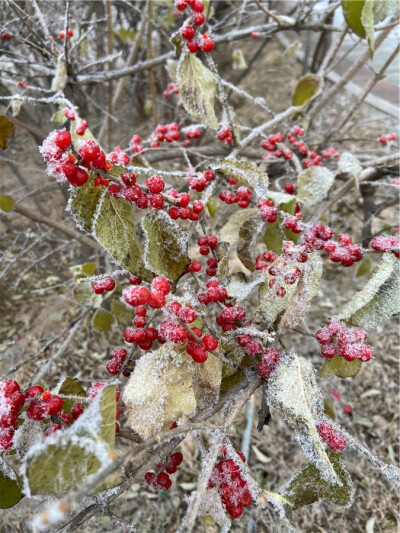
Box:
(0, 37, 399, 533)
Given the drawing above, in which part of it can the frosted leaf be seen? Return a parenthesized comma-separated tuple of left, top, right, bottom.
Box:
(297, 166, 335, 208)
(177, 52, 218, 129)
(219, 207, 258, 244)
(263, 221, 284, 256)
(196, 487, 231, 532)
(92, 308, 115, 332)
(226, 272, 265, 303)
(67, 173, 103, 233)
(93, 193, 152, 282)
(338, 152, 362, 188)
(213, 159, 269, 197)
(193, 353, 222, 410)
(267, 191, 296, 208)
(292, 74, 323, 107)
(283, 450, 353, 509)
(279, 253, 323, 332)
(238, 214, 264, 271)
(0, 457, 22, 509)
(123, 346, 196, 439)
(267, 354, 340, 484)
(336, 253, 400, 329)
(166, 59, 177, 83)
(142, 210, 191, 283)
(216, 241, 230, 281)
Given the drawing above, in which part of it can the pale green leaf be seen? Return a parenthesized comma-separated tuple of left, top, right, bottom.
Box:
(216, 241, 230, 280)
(361, 0, 375, 56)
(263, 221, 284, 255)
(336, 253, 400, 329)
(232, 49, 247, 70)
(237, 214, 264, 271)
(68, 173, 103, 233)
(73, 282, 102, 307)
(356, 255, 373, 276)
(92, 308, 115, 332)
(58, 377, 86, 415)
(112, 299, 132, 324)
(93, 193, 152, 282)
(219, 207, 259, 244)
(267, 354, 340, 483)
(206, 197, 219, 217)
(292, 74, 323, 107)
(51, 55, 67, 91)
(99, 385, 117, 448)
(341, 0, 367, 37)
(177, 53, 218, 129)
(297, 166, 335, 208)
(284, 451, 353, 508)
(338, 152, 362, 188)
(0, 115, 15, 150)
(213, 159, 269, 197)
(123, 346, 196, 439)
(142, 210, 191, 283)
(319, 356, 362, 378)
(0, 194, 15, 212)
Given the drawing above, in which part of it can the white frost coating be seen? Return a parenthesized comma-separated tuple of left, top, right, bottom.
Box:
(338, 152, 362, 181)
(196, 487, 231, 532)
(336, 253, 399, 328)
(297, 166, 335, 208)
(267, 190, 296, 207)
(219, 208, 259, 244)
(0, 455, 17, 480)
(226, 326, 275, 342)
(267, 353, 340, 484)
(212, 159, 269, 198)
(226, 273, 264, 302)
(32, 501, 68, 532)
(51, 55, 67, 92)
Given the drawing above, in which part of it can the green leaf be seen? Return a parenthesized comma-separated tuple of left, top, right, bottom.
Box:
(0, 115, 15, 149)
(58, 377, 86, 415)
(341, 0, 367, 37)
(263, 221, 284, 255)
(206, 197, 219, 217)
(297, 166, 335, 208)
(219, 207, 259, 244)
(356, 255, 372, 276)
(81, 262, 97, 276)
(238, 214, 264, 271)
(292, 74, 323, 107)
(92, 308, 115, 332)
(232, 49, 247, 70)
(267, 354, 340, 483)
(338, 152, 362, 187)
(336, 253, 400, 329)
(68, 173, 103, 233)
(284, 451, 353, 508)
(142, 210, 191, 283)
(0, 460, 22, 509)
(361, 0, 375, 56)
(93, 193, 152, 282)
(98, 385, 117, 448)
(213, 159, 269, 197)
(112, 299, 132, 324)
(177, 52, 218, 129)
(0, 194, 15, 212)
(319, 356, 362, 378)
(73, 282, 102, 307)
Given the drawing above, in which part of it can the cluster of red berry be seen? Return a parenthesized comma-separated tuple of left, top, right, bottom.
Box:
(106, 347, 128, 375)
(220, 185, 253, 209)
(317, 421, 347, 452)
(168, 189, 204, 221)
(378, 132, 397, 144)
(198, 278, 228, 305)
(257, 198, 279, 222)
(59, 29, 73, 39)
(175, 0, 206, 25)
(40, 130, 89, 187)
(107, 146, 131, 166)
(283, 214, 304, 234)
(186, 331, 218, 363)
(1, 32, 12, 41)
(123, 276, 170, 309)
(257, 348, 280, 379)
(129, 134, 145, 153)
(149, 122, 180, 148)
(261, 132, 293, 161)
(305, 223, 363, 267)
(216, 306, 246, 332)
(145, 451, 183, 491)
(187, 169, 215, 192)
(75, 119, 88, 136)
(163, 82, 180, 99)
(208, 448, 252, 519)
(197, 234, 218, 255)
(370, 236, 400, 258)
(217, 125, 233, 144)
(316, 320, 373, 362)
(237, 332, 262, 356)
(255, 250, 278, 272)
(91, 278, 116, 294)
(284, 182, 298, 195)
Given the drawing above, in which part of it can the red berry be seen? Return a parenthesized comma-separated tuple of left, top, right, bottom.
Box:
(54, 130, 71, 151)
(106, 360, 121, 375)
(187, 40, 199, 53)
(146, 175, 165, 194)
(71, 403, 85, 420)
(102, 278, 115, 292)
(27, 401, 46, 421)
(44, 395, 63, 415)
(68, 167, 88, 187)
(25, 386, 44, 399)
(203, 334, 218, 351)
(123, 286, 150, 306)
(202, 37, 215, 52)
(180, 25, 196, 40)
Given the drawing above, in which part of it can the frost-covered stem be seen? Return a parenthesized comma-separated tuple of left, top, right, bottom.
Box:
(205, 54, 237, 145)
(241, 394, 255, 461)
(309, 21, 396, 122)
(324, 43, 400, 145)
(220, 79, 274, 116)
(31, 317, 83, 385)
(179, 433, 225, 533)
(229, 106, 303, 158)
(63, 0, 71, 74)
(146, 0, 159, 126)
